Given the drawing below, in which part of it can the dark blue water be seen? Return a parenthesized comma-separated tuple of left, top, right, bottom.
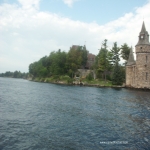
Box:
(0, 77, 150, 150)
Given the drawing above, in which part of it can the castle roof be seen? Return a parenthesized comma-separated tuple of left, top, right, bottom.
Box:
(126, 47, 135, 66)
(136, 21, 150, 46)
(140, 21, 146, 33)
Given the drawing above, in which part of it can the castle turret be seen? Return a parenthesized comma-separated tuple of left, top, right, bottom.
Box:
(135, 22, 150, 88)
(126, 47, 135, 87)
(126, 21, 150, 89)
(126, 47, 135, 66)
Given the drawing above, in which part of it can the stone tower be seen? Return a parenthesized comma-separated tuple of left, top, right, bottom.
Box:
(126, 47, 135, 86)
(126, 22, 150, 89)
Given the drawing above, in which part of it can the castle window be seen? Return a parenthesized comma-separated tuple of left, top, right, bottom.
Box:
(146, 72, 148, 81)
(146, 56, 148, 63)
(141, 35, 144, 39)
(140, 47, 142, 49)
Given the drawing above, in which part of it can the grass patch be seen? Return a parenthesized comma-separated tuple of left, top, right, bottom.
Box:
(32, 76, 113, 86)
(82, 78, 112, 86)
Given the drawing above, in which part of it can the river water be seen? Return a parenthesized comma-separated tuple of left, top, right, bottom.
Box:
(0, 77, 150, 150)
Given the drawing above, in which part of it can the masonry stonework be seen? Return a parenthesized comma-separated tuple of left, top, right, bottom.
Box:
(126, 22, 150, 89)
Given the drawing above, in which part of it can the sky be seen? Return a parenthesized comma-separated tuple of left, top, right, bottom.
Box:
(0, 0, 150, 73)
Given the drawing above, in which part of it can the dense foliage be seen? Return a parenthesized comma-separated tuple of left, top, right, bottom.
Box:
(0, 41, 130, 86)
(93, 40, 130, 85)
(120, 43, 130, 64)
(95, 40, 111, 80)
(28, 41, 130, 85)
(29, 46, 88, 78)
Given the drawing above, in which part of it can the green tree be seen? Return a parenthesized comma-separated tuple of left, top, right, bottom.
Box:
(109, 42, 120, 65)
(29, 62, 43, 77)
(109, 42, 124, 85)
(28, 45, 88, 78)
(13, 71, 21, 78)
(81, 45, 88, 68)
(120, 43, 130, 64)
(97, 39, 111, 81)
(5, 71, 14, 77)
(66, 46, 83, 77)
(48, 50, 67, 76)
(112, 63, 124, 85)
(0, 71, 28, 78)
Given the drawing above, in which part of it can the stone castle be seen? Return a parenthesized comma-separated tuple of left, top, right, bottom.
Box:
(126, 22, 150, 89)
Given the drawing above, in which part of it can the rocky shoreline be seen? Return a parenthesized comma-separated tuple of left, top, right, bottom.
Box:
(28, 78, 150, 90)
(1, 77, 149, 90)
(29, 78, 126, 88)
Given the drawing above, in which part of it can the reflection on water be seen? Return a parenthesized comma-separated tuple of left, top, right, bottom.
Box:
(0, 77, 150, 150)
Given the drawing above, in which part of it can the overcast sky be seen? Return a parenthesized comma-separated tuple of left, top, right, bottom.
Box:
(0, 0, 150, 73)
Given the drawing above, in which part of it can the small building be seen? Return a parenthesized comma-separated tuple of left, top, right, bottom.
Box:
(126, 22, 150, 89)
(70, 45, 79, 50)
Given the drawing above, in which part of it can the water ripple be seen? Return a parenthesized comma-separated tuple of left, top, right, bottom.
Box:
(0, 77, 150, 150)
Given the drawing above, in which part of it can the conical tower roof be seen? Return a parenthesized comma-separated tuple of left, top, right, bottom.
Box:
(140, 21, 146, 33)
(136, 21, 150, 45)
(126, 47, 135, 66)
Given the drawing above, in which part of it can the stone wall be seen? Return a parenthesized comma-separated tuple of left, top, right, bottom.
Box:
(77, 69, 96, 79)
(136, 45, 150, 53)
(126, 66, 133, 87)
(135, 65, 150, 88)
(126, 46, 150, 88)
(135, 45, 150, 88)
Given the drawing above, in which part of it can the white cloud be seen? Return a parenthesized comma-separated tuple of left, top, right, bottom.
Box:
(18, 0, 40, 9)
(63, 0, 78, 7)
(0, 1, 150, 72)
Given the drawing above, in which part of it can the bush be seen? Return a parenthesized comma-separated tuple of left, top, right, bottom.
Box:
(40, 78, 45, 82)
(46, 78, 51, 82)
(67, 78, 74, 84)
(60, 75, 70, 81)
(53, 75, 60, 80)
(86, 73, 93, 81)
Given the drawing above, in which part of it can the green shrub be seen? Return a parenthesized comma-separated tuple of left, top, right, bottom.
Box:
(86, 73, 93, 81)
(53, 75, 60, 80)
(67, 78, 74, 84)
(60, 75, 70, 81)
(40, 78, 45, 82)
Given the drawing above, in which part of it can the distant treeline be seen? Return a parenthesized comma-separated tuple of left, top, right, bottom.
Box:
(0, 71, 28, 79)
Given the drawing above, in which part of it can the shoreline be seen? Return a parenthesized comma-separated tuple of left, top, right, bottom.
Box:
(29, 78, 126, 88)
(29, 79, 150, 91)
(1, 77, 150, 91)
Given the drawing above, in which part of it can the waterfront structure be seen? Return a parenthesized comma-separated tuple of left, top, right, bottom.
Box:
(126, 22, 150, 89)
